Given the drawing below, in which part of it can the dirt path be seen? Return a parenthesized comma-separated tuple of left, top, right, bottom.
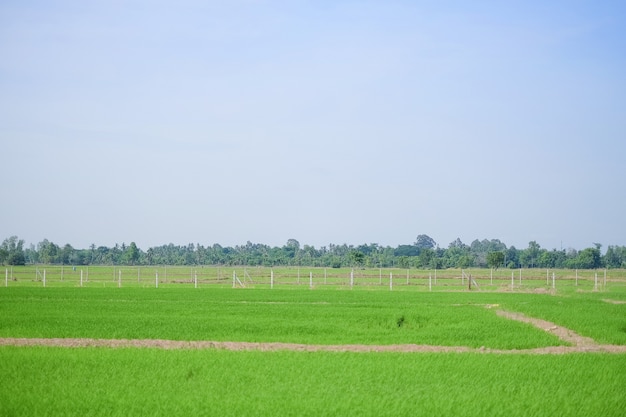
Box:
(1, 310, 625, 354)
(495, 310, 599, 347)
(602, 299, 626, 305)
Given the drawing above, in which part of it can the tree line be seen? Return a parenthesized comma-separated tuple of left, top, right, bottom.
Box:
(1, 234, 625, 270)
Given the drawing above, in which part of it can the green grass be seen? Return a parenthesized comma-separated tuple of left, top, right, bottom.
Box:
(2, 283, 626, 416)
(0, 288, 568, 349)
(1, 347, 624, 417)
(4, 266, 624, 293)
(498, 292, 626, 345)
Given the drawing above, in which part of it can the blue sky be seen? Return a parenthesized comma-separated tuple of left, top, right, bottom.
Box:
(1, 1, 625, 251)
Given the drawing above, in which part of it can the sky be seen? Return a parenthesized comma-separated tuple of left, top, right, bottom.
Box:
(1, 0, 625, 252)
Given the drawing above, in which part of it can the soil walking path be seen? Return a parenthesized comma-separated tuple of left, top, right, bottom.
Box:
(1, 310, 625, 354)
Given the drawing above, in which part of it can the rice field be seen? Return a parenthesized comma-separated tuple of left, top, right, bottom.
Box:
(2, 347, 625, 417)
(2, 265, 623, 293)
(1, 266, 625, 416)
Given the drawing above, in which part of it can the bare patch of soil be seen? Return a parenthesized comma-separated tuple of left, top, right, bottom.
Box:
(0, 337, 624, 354)
(0, 337, 475, 352)
(602, 299, 626, 305)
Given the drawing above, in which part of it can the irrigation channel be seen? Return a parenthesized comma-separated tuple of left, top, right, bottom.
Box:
(2, 308, 625, 354)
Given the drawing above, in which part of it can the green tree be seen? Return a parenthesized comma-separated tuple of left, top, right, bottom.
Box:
(283, 239, 300, 263)
(37, 239, 58, 264)
(457, 255, 474, 269)
(604, 246, 626, 268)
(574, 247, 601, 269)
(505, 246, 519, 268)
(443, 238, 470, 268)
(1, 236, 25, 265)
(486, 251, 505, 270)
(520, 241, 541, 268)
(415, 234, 436, 250)
(469, 239, 506, 267)
(349, 250, 365, 267)
(394, 245, 419, 257)
(397, 256, 410, 269)
(418, 248, 434, 268)
(126, 242, 140, 265)
(25, 244, 39, 264)
(60, 244, 74, 265)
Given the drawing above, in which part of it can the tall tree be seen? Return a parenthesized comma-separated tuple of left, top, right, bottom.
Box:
(37, 239, 58, 264)
(415, 234, 436, 250)
(418, 248, 435, 268)
(505, 246, 519, 268)
(60, 244, 74, 265)
(520, 241, 541, 268)
(348, 250, 365, 267)
(486, 252, 505, 270)
(126, 242, 140, 265)
(1, 236, 25, 265)
(604, 246, 626, 268)
(573, 247, 601, 269)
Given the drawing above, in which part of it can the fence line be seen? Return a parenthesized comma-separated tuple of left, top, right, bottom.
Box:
(0, 266, 624, 292)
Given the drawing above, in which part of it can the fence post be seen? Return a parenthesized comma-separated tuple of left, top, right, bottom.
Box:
(310, 271, 313, 289)
(80, 270, 83, 287)
(5, 268, 8, 287)
(552, 272, 555, 289)
(43, 269, 46, 287)
(156, 271, 159, 288)
(389, 272, 393, 291)
(118, 270, 121, 288)
(429, 272, 432, 292)
(350, 269, 354, 289)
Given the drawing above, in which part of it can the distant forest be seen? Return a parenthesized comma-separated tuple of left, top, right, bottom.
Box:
(1, 235, 625, 269)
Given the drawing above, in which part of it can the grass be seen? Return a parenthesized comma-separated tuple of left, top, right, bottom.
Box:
(0, 287, 569, 349)
(498, 292, 626, 345)
(1, 347, 625, 417)
(1, 275, 625, 416)
(4, 266, 624, 293)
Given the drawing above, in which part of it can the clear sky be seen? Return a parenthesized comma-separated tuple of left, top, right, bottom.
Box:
(1, 1, 625, 251)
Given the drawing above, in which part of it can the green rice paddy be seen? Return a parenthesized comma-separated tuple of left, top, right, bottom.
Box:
(0, 288, 570, 348)
(1, 266, 625, 416)
(1, 348, 625, 417)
